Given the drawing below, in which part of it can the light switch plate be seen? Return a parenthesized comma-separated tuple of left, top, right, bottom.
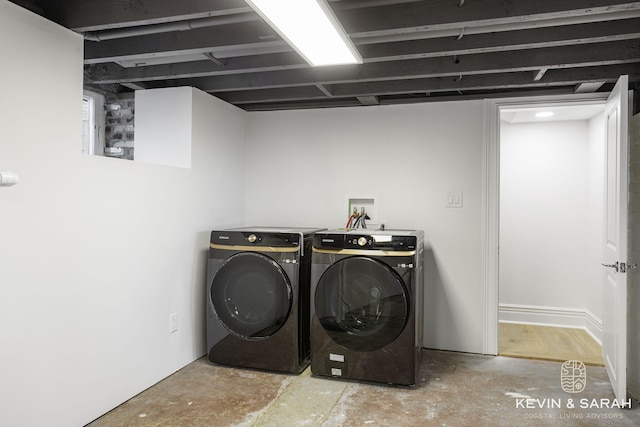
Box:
(446, 191, 463, 208)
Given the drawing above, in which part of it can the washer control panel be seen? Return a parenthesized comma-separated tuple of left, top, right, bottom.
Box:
(345, 235, 373, 248)
(314, 231, 418, 251)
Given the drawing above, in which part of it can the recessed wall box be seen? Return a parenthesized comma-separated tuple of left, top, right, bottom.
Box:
(346, 196, 378, 226)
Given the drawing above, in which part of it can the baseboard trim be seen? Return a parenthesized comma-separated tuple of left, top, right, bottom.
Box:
(499, 304, 602, 345)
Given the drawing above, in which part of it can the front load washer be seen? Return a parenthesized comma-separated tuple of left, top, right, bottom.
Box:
(310, 229, 424, 386)
(207, 226, 325, 374)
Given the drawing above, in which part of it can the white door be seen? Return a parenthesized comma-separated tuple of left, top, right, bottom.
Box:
(602, 74, 629, 402)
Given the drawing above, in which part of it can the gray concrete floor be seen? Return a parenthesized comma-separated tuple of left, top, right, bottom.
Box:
(87, 350, 640, 426)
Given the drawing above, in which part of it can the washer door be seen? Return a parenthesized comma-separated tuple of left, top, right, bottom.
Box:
(211, 252, 292, 340)
(315, 256, 409, 352)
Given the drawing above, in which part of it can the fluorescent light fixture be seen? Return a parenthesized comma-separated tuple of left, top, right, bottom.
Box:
(245, 0, 362, 66)
(535, 111, 555, 118)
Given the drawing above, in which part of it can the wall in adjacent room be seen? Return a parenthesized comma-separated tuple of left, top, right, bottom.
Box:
(0, 2, 246, 425)
(245, 102, 486, 353)
(587, 113, 606, 324)
(499, 119, 604, 339)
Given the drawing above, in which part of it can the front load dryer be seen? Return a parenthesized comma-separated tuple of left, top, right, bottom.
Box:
(206, 226, 325, 374)
(310, 229, 424, 386)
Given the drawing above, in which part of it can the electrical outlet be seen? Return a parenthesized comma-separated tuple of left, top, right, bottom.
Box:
(170, 312, 178, 333)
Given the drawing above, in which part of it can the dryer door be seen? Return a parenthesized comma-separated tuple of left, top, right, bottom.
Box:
(211, 252, 292, 340)
(315, 256, 409, 352)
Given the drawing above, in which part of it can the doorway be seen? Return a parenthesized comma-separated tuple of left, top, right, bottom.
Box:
(497, 101, 606, 365)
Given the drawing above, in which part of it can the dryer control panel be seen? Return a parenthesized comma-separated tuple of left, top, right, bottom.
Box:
(211, 230, 301, 248)
(211, 227, 326, 253)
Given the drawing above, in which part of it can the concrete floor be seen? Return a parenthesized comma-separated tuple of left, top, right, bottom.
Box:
(87, 350, 640, 426)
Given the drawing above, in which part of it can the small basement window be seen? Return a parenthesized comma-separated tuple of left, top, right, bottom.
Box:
(82, 87, 189, 167)
(82, 90, 105, 155)
(82, 90, 135, 160)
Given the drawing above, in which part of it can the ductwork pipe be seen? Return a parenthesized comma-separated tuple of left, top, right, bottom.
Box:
(84, 13, 258, 41)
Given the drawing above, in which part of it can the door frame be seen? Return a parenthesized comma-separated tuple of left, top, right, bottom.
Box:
(481, 93, 610, 355)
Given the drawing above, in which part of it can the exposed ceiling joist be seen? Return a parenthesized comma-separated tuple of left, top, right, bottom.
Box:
(9, 0, 640, 111)
(86, 52, 306, 84)
(239, 87, 581, 112)
(163, 41, 640, 93)
(47, 0, 252, 32)
(217, 64, 640, 105)
(339, 0, 640, 36)
(83, 13, 259, 41)
(84, 21, 281, 64)
(84, 16, 640, 72)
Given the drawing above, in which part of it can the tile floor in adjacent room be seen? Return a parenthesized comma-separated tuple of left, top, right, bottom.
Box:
(87, 350, 640, 427)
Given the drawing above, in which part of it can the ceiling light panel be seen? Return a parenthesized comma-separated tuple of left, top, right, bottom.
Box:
(245, 0, 362, 67)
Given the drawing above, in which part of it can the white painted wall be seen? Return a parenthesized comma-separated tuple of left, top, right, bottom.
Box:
(135, 87, 193, 168)
(499, 119, 604, 337)
(3, 1, 625, 421)
(246, 102, 486, 353)
(0, 3, 246, 425)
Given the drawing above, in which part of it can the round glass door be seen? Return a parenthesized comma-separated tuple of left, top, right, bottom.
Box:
(314, 256, 409, 352)
(211, 252, 292, 340)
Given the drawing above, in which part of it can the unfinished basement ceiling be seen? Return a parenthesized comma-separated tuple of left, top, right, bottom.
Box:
(10, 0, 640, 111)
